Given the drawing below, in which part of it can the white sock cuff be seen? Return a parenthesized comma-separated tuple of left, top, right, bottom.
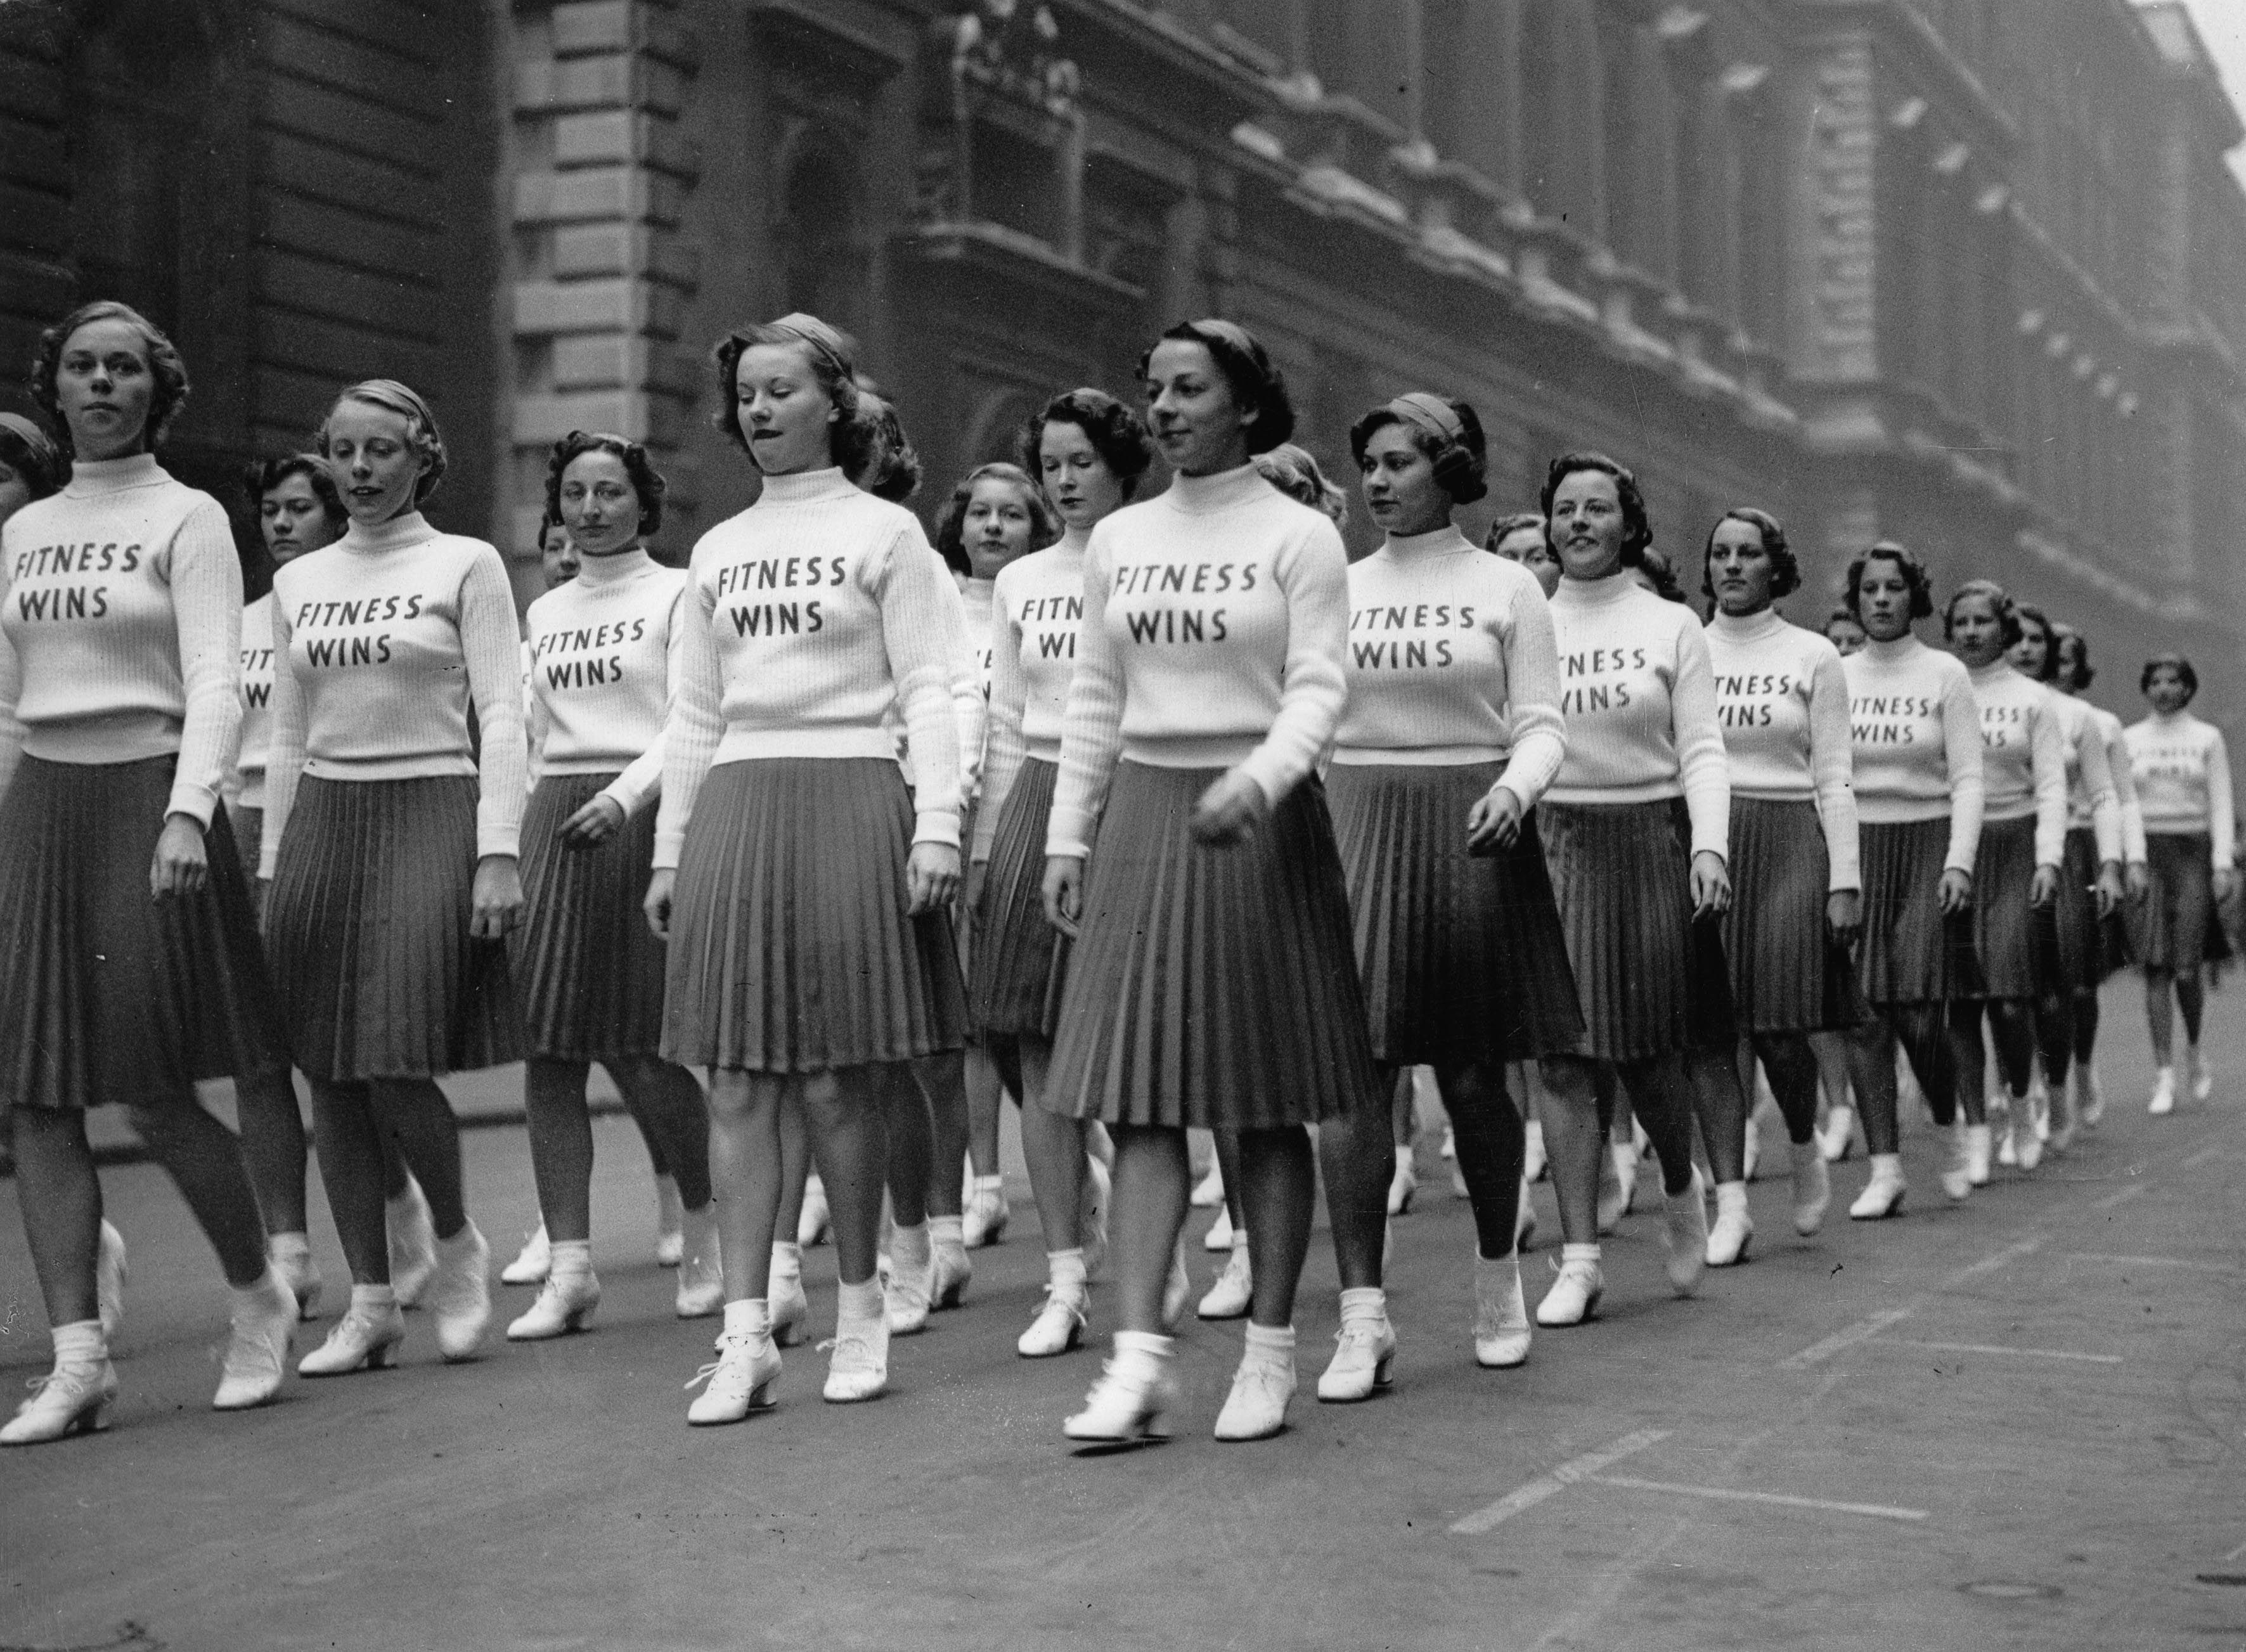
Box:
(1113, 1329, 1173, 1359)
(927, 1214, 965, 1246)
(1242, 1321, 1295, 1355)
(51, 1319, 105, 1364)
(1561, 1242, 1602, 1264)
(1714, 1180, 1749, 1213)
(352, 1282, 397, 1312)
(1336, 1286, 1387, 1322)
(1046, 1248, 1088, 1288)
(723, 1298, 770, 1336)
(972, 1173, 1005, 1192)
(836, 1277, 883, 1322)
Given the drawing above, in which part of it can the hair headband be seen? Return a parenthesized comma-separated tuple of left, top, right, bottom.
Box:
(0, 411, 60, 467)
(768, 313, 856, 376)
(1385, 392, 1464, 444)
(1186, 318, 1260, 358)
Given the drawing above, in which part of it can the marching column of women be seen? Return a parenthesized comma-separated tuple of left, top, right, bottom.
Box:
(1, 297, 2232, 1447)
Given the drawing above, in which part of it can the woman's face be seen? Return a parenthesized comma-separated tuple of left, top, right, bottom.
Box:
(1493, 525, 1561, 597)
(55, 318, 157, 461)
(558, 449, 642, 558)
(1359, 423, 1449, 538)
(261, 471, 342, 565)
(1825, 614, 1868, 656)
(2146, 663, 2192, 715)
(964, 477, 1038, 579)
(734, 342, 837, 476)
(2055, 634, 2088, 694)
(1036, 419, 1126, 532)
(1146, 339, 1252, 477)
(0, 459, 32, 532)
(323, 398, 427, 526)
(1707, 518, 1776, 617)
(539, 522, 579, 590)
(1854, 557, 1916, 643)
(2008, 617, 2051, 680)
(1947, 593, 2008, 668)
(1549, 468, 1629, 582)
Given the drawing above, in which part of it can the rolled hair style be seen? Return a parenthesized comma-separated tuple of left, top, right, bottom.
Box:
(32, 299, 190, 455)
(1942, 578, 2023, 647)
(1843, 539, 1937, 622)
(242, 453, 346, 529)
(1254, 442, 1349, 527)
(1700, 506, 1800, 601)
(1017, 387, 1156, 501)
(711, 312, 877, 479)
(1485, 511, 1546, 555)
(0, 411, 65, 500)
(934, 461, 1061, 578)
(544, 430, 667, 538)
(1348, 393, 1490, 507)
(1539, 451, 1652, 566)
(2012, 602, 2061, 681)
(2141, 651, 2198, 702)
(319, 378, 449, 503)
(1138, 318, 1296, 455)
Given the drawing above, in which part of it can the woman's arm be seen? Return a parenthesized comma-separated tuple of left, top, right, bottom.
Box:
(1670, 617, 1731, 861)
(1807, 643, 1860, 891)
(1494, 577, 1566, 811)
(259, 597, 306, 882)
(976, 572, 1030, 864)
(461, 546, 529, 861)
(1940, 668, 1986, 874)
(166, 498, 247, 827)
(1045, 534, 1125, 861)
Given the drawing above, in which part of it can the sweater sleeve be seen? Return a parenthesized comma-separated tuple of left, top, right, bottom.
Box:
(523, 640, 551, 790)
(1234, 520, 1351, 808)
(1671, 617, 1731, 861)
(1807, 645, 1860, 891)
(167, 499, 245, 827)
(461, 547, 528, 860)
(259, 597, 305, 881)
(2027, 692, 2068, 868)
(1494, 579, 1566, 810)
(2074, 710, 2122, 865)
(2209, 728, 2235, 872)
(877, 524, 965, 849)
(0, 561, 22, 804)
(2107, 723, 2147, 865)
(652, 569, 723, 871)
(600, 583, 685, 821)
(975, 586, 1028, 864)
(937, 572, 986, 805)
(1941, 669, 1985, 874)
(1047, 535, 1123, 860)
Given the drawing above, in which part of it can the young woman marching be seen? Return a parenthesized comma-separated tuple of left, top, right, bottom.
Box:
(2127, 653, 2235, 1112)
(1042, 319, 1377, 1442)
(264, 378, 526, 1376)
(1701, 510, 1862, 1244)
(1838, 544, 1985, 1215)
(646, 313, 967, 1423)
(0, 301, 298, 1442)
(2008, 608, 2126, 1153)
(503, 431, 720, 1340)
(1487, 512, 1561, 598)
(969, 389, 1154, 1357)
(1316, 394, 1577, 1383)
(1534, 453, 1724, 1322)
(1948, 581, 2067, 1179)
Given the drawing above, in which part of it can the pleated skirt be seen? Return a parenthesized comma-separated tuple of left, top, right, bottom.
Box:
(2038, 827, 2104, 993)
(663, 758, 966, 1073)
(267, 775, 525, 1081)
(514, 772, 668, 1061)
(969, 757, 1068, 1040)
(1722, 798, 1866, 1034)
(1540, 797, 1734, 1062)
(228, 802, 263, 887)
(1970, 815, 2042, 1000)
(0, 756, 287, 1111)
(2131, 832, 2214, 972)
(1325, 761, 1584, 1065)
(1856, 816, 1984, 1006)
(1043, 762, 1378, 1129)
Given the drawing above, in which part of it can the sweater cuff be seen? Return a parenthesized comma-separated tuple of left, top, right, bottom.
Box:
(652, 830, 683, 871)
(913, 806, 962, 851)
(477, 825, 520, 861)
(167, 780, 219, 830)
(1045, 805, 1094, 862)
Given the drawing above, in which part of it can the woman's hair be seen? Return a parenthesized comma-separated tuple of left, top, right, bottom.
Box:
(711, 312, 877, 478)
(31, 299, 190, 455)
(1484, 511, 1547, 555)
(2011, 602, 2060, 680)
(1017, 387, 1156, 501)
(1942, 578, 2022, 647)
(1825, 607, 1866, 636)
(543, 430, 666, 538)
(1637, 545, 1689, 605)
(1138, 318, 1296, 455)
(1254, 442, 1348, 526)
(1700, 507, 1799, 601)
(2142, 650, 2199, 700)
(242, 453, 345, 529)
(0, 411, 65, 500)
(318, 379, 448, 503)
(1539, 451, 1652, 566)
(2053, 624, 2094, 690)
(854, 393, 924, 503)
(1843, 539, 1935, 621)
(933, 461, 1061, 577)
(1346, 394, 1489, 506)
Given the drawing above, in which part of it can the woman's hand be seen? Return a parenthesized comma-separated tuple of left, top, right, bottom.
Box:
(2029, 863, 2060, 908)
(149, 812, 209, 900)
(1825, 888, 1863, 948)
(643, 868, 675, 941)
(2093, 860, 2125, 919)
(1466, 785, 1524, 855)
(2124, 861, 2150, 903)
(965, 860, 988, 913)
(1938, 867, 1973, 915)
(1689, 849, 1731, 920)
(470, 854, 524, 941)
(2217, 865, 2240, 906)
(1042, 855, 1085, 938)
(906, 842, 961, 917)
(560, 793, 626, 850)
(1189, 769, 1269, 846)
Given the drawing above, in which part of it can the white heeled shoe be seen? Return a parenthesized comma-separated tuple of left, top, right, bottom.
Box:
(1473, 1256, 1530, 1367)
(213, 1277, 297, 1410)
(1315, 1317, 1395, 1402)
(297, 1300, 406, 1376)
(1, 1360, 118, 1445)
(427, 1225, 493, 1362)
(1535, 1256, 1604, 1327)
(501, 1222, 551, 1287)
(506, 1272, 600, 1340)
(686, 1332, 780, 1425)
(1213, 1353, 1296, 1442)
(1064, 1345, 1176, 1441)
(1017, 1284, 1089, 1358)
(1197, 1243, 1252, 1319)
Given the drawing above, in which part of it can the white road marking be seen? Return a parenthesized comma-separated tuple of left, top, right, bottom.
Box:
(2181, 1144, 2224, 1170)
(1946, 1236, 2046, 1284)
(2065, 1252, 2237, 1274)
(1586, 1474, 1928, 1523)
(2093, 1183, 2147, 1210)
(1449, 1428, 1669, 1534)
(1885, 1338, 2122, 1364)
(2225, 1535, 2246, 1564)
(1780, 1308, 1912, 1370)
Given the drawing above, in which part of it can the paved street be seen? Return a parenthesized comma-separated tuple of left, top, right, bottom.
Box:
(4, 977, 2243, 1651)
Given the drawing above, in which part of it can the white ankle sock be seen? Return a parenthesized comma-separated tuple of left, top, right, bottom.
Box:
(1113, 1329, 1172, 1362)
(1047, 1248, 1088, 1292)
(1337, 1286, 1386, 1327)
(770, 1241, 802, 1279)
(51, 1319, 105, 1371)
(351, 1283, 397, 1315)
(1242, 1322, 1294, 1363)
(722, 1298, 770, 1339)
(928, 1214, 965, 1249)
(232, 1266, 292, 1319)
(548, 1239, 593, 1286)
(1714, 1181, 1749, 1219)
(1869, 1151, 1902, 1181)
(1229, 1229, 1250, 1258)
(1561, 1242, 1601, 1266)
(837, 1277, 882, 1323)
(436, 1223, 482, 1258)
(268, 1232, 312, 1263)
(972, 1173, 1005, 1196)
(891, 1220, 932, 1270)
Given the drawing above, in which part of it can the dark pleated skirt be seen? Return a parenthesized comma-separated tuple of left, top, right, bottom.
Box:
(1043, 762, 1378, 1129)
(514, 772, 668, 1061)
(267, 775, 525, 1081)
(2131, 833, 2215, 973)
(1970, 815, 2042, 1000)
(1326, 761, 1584, 1065)
(1540, 797, 1734, 1061)
(2037, 827, 2103, 994)
(664, 758, 966, 1073)
(1856, 816, 1984, 1005)
(1722, 798, 1866, 1034)
(0, 756, 288, 1111)
(228, 801, 263, 887)
(970, 757, 1068, 1040)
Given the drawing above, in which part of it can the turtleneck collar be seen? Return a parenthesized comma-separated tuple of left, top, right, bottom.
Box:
(1552, 568, 1637, 607)
(1965, 656, 2017, 686)
(1057, 524, 1094, 555)
(61, 453, 164, 496)
(1710, 606, 1786, 642)
(1862, 632, 1923, 664)
(1162, 463, 1274, 516)
(574, 545, 654, 588)
(339, 511, 436, 555)
(757, 467, 856, 507)
(1378, 523, 1473, 560)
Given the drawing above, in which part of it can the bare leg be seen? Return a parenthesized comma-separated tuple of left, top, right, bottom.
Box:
(775, 1092, 810, 1240)
(1438, 1059, 1524, 1257)
(2145, 967, 2176, 1066)
(807, 1067, 892, 1287)
(524, 1057, 597, 1242)
(307, 1078, 390, 1284)
(965, 1043, 1006, 1180)
(1108, 1123, 1191, 1334)
(1016, 1038, 1088, 1249)
(367, 1079, 468, 1239)
(1613, 1053, 1699, 1197)
(1538, 1055, 1603, 1244)
(231, 1062, 309, 1236)
(2176, 967, 2207, 1046)
(1317, 1066, 1395, 1289)
(1684, 1045, 1748, 1184)
(10, 1108, 102, 1325)
(913, 1050, 968, 1220)
(1752, 1035, 1821, 1144)
(608, 1057, 713, 1210)
(703, 1070, 784, 1303)
(127, 1096, 269, 1287)
(1237, 1125, 1316, 1328)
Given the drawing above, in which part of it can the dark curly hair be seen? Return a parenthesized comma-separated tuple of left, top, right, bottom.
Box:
(1943, 578, 2023, 648)
(934, 461, 1061, 578)
(1637, 545, 1689, 605)
(1824, 607, 1868, 646)
(1255, 443, 1349, 527)
(1539, 451, 1652, 567)
(2053, 624, 2094, 691)
(2142, 651, 2198, 702)
(2011, 602, 2061, 681)
(0, 411, 65, 501)
(1138, 319, 1296, 456)
(1485, 511, 1546, 555)
(32, 300, 190, 456)
(1843, 540, 1935, 623)
(854, 393, 925, 504)
(1348, 394, 1489, 507)
(318, 379, 448, 504)
(544, 430, 666, 539)
(1700, 507, 1800, 602)
(1018, 387, 1155, 501)
(711, 313, 877, 479)
(242, 453, 345, 528)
